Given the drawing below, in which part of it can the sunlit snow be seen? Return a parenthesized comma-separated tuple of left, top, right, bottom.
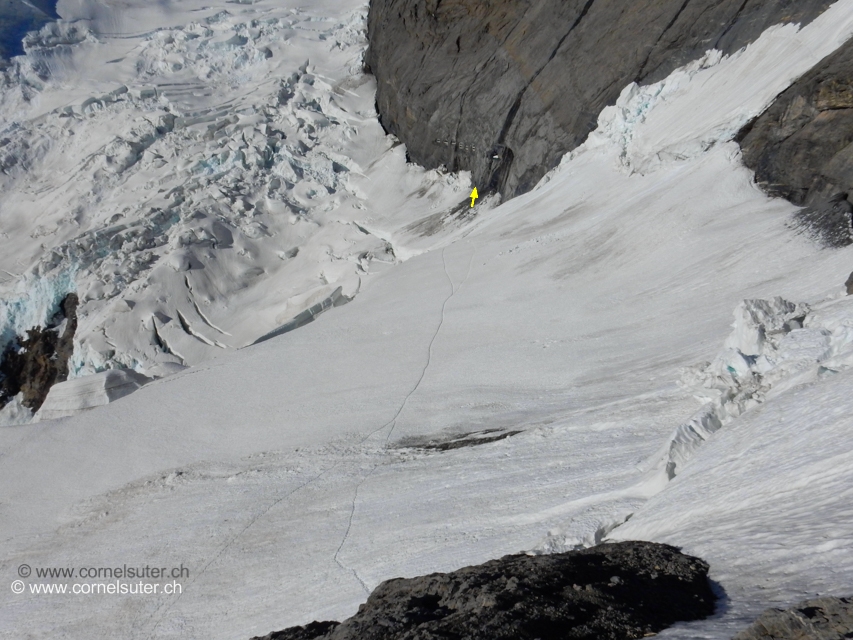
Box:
(1, 0, 853, 639)
(0, 0, 469, 381)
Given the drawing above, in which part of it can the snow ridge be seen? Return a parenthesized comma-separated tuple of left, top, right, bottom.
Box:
(649, 294, 853, 481)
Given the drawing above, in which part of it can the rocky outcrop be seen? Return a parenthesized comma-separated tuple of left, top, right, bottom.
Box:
(366, 0, 833, 199)
(0, 292, 78, 413)
(251, 541, 716, 640)
(738, 39, 853, 247)
(732, 596, 853, 639)
(258, 622, 341, 640)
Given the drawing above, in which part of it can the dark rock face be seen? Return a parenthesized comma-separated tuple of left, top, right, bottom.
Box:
(732, 596, 853, 640)
(0, 292, 78, 413)
(738, 39, 853, 247)
(398, 428, 522, 451)
(251, 541, 716, 640)
(366, 0, 833, 199)
(258, 621, 341, 640)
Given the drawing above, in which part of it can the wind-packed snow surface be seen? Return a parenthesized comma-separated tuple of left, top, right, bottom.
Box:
(2, 0, 853, 639)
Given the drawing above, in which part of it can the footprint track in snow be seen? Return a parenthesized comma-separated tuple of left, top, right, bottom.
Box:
(138, 245, 476, 632)
(332, 245, 477, 593)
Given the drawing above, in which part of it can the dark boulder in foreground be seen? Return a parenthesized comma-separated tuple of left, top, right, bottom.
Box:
(366, 0, 833, 199)
(738, 39, 853, 247)
(0, 292, 78, 413)
(733, 596, 853, 639)
(251, 540, 716, 640)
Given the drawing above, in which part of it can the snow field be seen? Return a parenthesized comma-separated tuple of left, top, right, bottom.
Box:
(1, 0, 853, 639)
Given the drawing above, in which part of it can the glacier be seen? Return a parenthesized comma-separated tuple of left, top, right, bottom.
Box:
(1, 0, 853, 639)
(0, 0, 469, 390)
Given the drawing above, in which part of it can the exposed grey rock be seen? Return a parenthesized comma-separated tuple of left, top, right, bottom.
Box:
(256, 621, 340, 640)
(366, 0, 833, 200)
(0, 292, 78, 413)
(250, 540, 716, 640)
(398, 427, 523, 451)
(738, 39, 853, 247)
(732, 596, 853, 639)
(847, 272, 853, 295)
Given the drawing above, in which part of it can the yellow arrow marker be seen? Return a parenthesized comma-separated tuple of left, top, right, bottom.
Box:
(469, 187, 479, 208)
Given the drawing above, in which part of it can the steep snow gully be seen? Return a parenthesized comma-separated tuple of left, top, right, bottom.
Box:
(2, 1, 853, 639)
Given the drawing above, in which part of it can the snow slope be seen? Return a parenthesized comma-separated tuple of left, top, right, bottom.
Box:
(2, 1, 853, 639)
(611, 365, 853, 638)
(0, 0, 468, 392)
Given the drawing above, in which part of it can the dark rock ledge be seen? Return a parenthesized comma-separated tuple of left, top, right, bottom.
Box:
(250, 540, 717, 640)
(0, 292, 78, 413)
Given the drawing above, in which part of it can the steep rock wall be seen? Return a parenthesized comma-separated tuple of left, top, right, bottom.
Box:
(0, 292, 78, 413)
(738, 38, 853, 247)
(366, 0, 833, 198)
